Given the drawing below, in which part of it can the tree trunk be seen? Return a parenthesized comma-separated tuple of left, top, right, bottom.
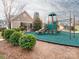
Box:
(8, 19, 11, 29)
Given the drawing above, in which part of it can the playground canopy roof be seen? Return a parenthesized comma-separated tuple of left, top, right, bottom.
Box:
(49, 13, 56, 16)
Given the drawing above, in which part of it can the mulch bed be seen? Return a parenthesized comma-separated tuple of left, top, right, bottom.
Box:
(0, 40, 79, 59)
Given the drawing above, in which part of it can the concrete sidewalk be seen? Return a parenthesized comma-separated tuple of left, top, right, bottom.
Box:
(0, 39, 4, 41)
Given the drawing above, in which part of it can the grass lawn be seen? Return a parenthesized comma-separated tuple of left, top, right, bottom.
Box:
(75, 25, 79, 31)
(0, 55, 5, 59)
(0, 32, 3, 39)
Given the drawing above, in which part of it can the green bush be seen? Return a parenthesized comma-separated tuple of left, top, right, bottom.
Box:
(19, 26, 25, 31)
(1, 29, 6, 38)
(1, 30, 4, 37)
(9, 32, 22, 46)
(19, 34, 36, 49)
(12, 28, 21, 32)
(4, 29, 15, 41)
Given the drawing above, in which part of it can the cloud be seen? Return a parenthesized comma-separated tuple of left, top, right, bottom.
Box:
(0, 0, 79, 20)
(48, 0, 79, 20)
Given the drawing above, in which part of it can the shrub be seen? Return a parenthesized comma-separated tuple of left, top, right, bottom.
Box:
(19, 26, 26, 31)
(12, 28, 21, 32)
(1, 30, 4, 37)
(19, 34, 36, 49)
(9, 32, 22, 46)
(1, 29, 6, 38)
(4, 29, 15, 41)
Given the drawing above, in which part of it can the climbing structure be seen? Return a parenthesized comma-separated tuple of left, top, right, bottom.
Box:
(47, 13, 58, 34)
(36, 13, 61, 34)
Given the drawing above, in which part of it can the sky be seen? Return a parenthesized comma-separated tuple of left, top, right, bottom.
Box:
(0, 0, 79, 21)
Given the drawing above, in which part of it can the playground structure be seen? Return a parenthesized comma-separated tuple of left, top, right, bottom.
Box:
(26, 12, 79, 47)
(36, 13, 63, 34)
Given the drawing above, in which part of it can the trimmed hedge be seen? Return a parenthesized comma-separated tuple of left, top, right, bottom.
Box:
(2, 29, 37, 50)
(2, 28, 21, 39)
(19, 34, 36, 49)
(9, 32, 22, 46)
(4, 29, 15, 41)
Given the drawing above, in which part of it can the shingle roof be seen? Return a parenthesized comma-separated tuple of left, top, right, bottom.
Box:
(11, 11, 33, 21)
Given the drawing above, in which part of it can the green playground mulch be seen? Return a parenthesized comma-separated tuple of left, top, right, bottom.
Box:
(25, 32, 79, 47)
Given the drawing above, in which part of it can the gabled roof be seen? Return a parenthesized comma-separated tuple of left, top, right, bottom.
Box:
(11, 11, 33, 21)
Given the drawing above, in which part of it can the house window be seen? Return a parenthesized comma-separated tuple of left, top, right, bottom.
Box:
(3, 22, 6, 24)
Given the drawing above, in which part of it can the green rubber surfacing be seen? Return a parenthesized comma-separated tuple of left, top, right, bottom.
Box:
(25, 32, 79, 47)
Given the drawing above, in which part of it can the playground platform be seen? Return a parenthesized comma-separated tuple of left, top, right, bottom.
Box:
(26, 32, 79, 47)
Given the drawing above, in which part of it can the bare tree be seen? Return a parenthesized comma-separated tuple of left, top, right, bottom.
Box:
(2, 0, 26, 28)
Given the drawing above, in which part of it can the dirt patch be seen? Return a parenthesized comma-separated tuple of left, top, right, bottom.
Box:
(0, 40, 79, 59)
